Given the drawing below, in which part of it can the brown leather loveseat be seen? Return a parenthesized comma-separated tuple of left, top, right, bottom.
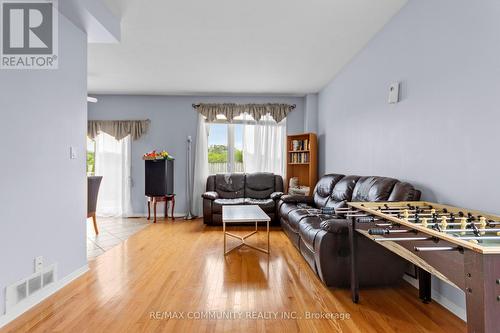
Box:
(202, 173, 284, 225)
(278, 174, 421, 287)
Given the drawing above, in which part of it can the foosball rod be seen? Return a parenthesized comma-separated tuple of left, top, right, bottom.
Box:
(414, 246, 462, 252)
(336, 210, 363, 215)
(345, 214, 377, 217)
(337, 204, 435, 211)
(338, 210, 438, 215)
(410, 219, 500, 225)
(374, 233, 500, 242)
(414, 221, 499, 227)
(373, 237, 434, 242)
(379, 204, 434, 210)
(344, 213, 499, 225)
(343, 211, 450, 217)
(336, 207, 437, 213)
(369, 208, 447, 213)
(397, 215, 493, 222)
(337, 210, 451, 217)
(382, 210, 458, 217)
(441, 228, 500, 233)
(371, 228, 500, 235)
(370, 210, 474, 218)
(455, 236, 500, 240)
(401, 216, 468, 221)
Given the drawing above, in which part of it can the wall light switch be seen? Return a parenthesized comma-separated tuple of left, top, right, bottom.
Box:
(388, 82, 400, 104)
(70, 146, 77, 159)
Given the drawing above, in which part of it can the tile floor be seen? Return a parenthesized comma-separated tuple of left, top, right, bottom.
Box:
(86, 217, 150, 259)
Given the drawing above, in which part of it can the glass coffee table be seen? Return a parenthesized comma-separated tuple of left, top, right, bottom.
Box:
(222, 205, 271, 255)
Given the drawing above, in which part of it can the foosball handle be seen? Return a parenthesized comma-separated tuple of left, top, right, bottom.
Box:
(368, 228, 388, 235)
(357, 216, 375, 224)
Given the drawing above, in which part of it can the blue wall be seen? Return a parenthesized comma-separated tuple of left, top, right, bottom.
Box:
(88, 95, 305, 216)
(0, 14, 88, 318)
(317, 0, 500, 319)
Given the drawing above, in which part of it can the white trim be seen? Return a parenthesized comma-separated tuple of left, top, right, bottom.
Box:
(403, 275, 467, 321)
(0, 265, 89, 329)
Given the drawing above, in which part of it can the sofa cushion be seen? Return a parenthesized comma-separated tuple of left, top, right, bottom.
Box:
(245, 172, 275, 199)
(213, 198, 246, 213)
(319, 218, 349, 234)
(244, 198, 275, 213)
(215, 174, 245, 199)
(330, 175, 360, 202)
(388, 182, 419, 201)
(351, 176, 398, 202)
(299, 217, 322, 251)
(281, 218, 301, 248)
(279, 202, 299, 220)
(288, 209, 316, 232)
(313, 174, 345, 208)
(280, 195, 314, 205)
(324, 199, 347, 211)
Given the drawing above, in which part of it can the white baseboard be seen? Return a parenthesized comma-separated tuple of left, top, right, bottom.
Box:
(0, 265, 89, 329)
(403, 275, 467, 321)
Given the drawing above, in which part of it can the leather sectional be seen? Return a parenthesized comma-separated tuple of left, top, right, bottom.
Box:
(278, 174, 421, 287)
(202, 173, 284, 225)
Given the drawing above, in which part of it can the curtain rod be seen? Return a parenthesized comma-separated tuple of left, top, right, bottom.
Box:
(192, 103, 296, 109)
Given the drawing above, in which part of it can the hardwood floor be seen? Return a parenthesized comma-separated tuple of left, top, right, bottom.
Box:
(2, 219, 466, 333)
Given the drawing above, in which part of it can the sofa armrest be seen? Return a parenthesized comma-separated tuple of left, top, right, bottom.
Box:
(202, 191, 218, 200)
(270, 192, 284, 201)
(280, 194, 314, 205)
(320, 218, 349, 234)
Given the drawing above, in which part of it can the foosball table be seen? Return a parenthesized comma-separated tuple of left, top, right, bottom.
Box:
(339, 201, 500, 333)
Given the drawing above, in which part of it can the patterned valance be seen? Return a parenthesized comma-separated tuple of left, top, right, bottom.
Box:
(193, 103, 295, 123)
(87, 120, 150, 141)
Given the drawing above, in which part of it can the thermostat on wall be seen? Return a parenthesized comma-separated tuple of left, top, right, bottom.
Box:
(388, 82, 400, 104)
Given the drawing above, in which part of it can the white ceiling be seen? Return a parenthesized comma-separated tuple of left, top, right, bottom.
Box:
(88, 0, 406, 95)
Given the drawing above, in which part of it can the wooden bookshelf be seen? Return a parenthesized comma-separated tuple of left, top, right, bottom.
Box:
(286, 133, 317, 193)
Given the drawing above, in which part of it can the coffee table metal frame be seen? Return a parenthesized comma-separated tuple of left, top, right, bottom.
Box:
(222, 205, 270, 255)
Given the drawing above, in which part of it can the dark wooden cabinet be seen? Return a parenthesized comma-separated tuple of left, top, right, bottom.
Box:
(145, 159, 174, 196)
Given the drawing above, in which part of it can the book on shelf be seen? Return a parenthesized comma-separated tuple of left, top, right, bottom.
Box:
(290, 151, 309, 163)
(290, 139, 310, 151)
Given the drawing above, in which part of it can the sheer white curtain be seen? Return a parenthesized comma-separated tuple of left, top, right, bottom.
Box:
(242, 114, 286, 176)
(94, 132, 132, 217)
(191, 114, 210, 217)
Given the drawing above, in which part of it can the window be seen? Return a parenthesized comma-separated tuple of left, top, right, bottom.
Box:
(87, 137, 96, 175)
(207, 119, 244, 174)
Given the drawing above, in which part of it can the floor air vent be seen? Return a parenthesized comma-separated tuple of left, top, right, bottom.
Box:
(5, 264, 57, 313)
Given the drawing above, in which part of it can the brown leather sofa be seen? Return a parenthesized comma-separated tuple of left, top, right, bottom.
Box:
(202, 173, 284, 225)
(278, 174, 421, 287)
